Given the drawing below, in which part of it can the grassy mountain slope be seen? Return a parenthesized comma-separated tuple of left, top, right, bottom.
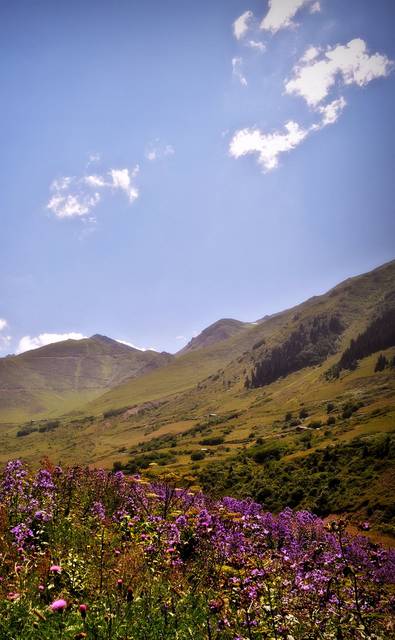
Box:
(0, 335, 172, 423)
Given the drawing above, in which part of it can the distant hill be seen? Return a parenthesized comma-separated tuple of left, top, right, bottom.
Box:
(0, 335, 173, 422)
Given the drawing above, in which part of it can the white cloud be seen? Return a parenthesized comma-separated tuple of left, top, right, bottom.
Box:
(233, 10, 253, 40)
(229, 100, 348, 171)
(232, 57, 248, 86)
(87, 152, 101, 165)
(146, 150, 157, 161)
(317, 96, 347, 126)
(247, 40, 266, 53)
(47, 164, 140, 219)
(17, 332, 87, 354)
(145, 142, 175, 162)
(301, 45, 320, 63)
(47, 192, 101, 219)
(285, 39, 393, 106)
(175, 335, 187, 341)
(309, 1, 321, 13)
(116, 338, 157, 352)
(52, 176, 73, 191)
(0, 335, 11, 351)
(84, 175, 106, 188)
(261, 0, 319, 33)
(229, 120, 308, 171)
(109, 168, 139, 203)
(0, 318, 8, 331)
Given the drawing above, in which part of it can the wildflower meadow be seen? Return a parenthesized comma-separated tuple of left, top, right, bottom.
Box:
(0, 459, 394, 639)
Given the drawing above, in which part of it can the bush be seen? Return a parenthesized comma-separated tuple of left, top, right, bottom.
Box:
(199, 437, 224, 446)
(327, 416, 336, 426)
(308, 421, 322, 429)
(16, 425, 38, 437)
(251, 442, 286, 464)
(191, 451, 206, 461)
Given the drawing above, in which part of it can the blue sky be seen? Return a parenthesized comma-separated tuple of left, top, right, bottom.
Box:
(1, 0, 394, 354)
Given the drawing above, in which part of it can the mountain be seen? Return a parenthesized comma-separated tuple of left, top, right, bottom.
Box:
(1, 260, 394, 535)
(0, 335, 173, 422)
(86, 259, 395, 418)
(178, 319, 253, 354)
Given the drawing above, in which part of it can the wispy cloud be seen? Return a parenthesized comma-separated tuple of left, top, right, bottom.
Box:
(86, 152, 101, 167)
(247, 40, 266, 53)
(17, 332, 87, 354)
(229, 29, 393, 173)
(47, 191, 101, 219)
(145, 142, 175, 162)
(316, 96, 347, 126)
(47, 165, 140, 220)
(232, 57, 248, 86)
(285, 39, 393, 107)
(0, 318, 8, 331)
(229, 121, 309, 171)
(260, 0, 320, 33)
(233, 10, 253, 40)
(229, 96, 349, 172)
(109, 167, 139, 202)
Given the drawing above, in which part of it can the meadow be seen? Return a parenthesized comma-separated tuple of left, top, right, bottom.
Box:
(0, 459, 394, 639)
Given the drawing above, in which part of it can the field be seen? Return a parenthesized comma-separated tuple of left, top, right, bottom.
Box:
(0, 460, 394, 639)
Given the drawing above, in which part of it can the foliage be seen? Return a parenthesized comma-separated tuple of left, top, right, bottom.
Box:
(0, 460, 394, 639)
(114, 450, 177, 474)
(199, 437, 224, 446)
(199, 433, 395, 527)
(375, 354, 389, 372)
(329, 308, 395, 377)
(247, 315, 344, 389)
(191, 451, 206, 461)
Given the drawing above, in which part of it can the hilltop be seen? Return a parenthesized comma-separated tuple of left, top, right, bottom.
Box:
(178, 318, 254, 354)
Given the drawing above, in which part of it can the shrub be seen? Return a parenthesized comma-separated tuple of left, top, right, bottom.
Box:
(191, 451, 206, 461)
(199, 437, 224, 446)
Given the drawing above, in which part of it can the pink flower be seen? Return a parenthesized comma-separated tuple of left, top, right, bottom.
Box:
(50, 598, 67, 612)
(7, 592, 20, 601)
(50, 564, 62, 573)
(79, 603, 88, 618)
